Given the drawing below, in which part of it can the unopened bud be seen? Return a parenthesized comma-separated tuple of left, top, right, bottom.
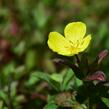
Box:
(98, 49, 108, 64)
(86, 71, 106, 81)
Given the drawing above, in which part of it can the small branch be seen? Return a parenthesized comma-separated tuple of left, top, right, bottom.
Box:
(53, 58, 80, 73)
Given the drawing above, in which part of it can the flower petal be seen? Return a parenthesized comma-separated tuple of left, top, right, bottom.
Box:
(79, 34, 91, 52)
(64, 22, 86, 42)
(47, 32, 74, 56)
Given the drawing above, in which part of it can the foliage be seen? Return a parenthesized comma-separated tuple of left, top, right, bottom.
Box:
(0, 0, 109, 109)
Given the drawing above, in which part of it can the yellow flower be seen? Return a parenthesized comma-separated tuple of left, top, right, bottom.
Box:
(47, 22, 91, 56)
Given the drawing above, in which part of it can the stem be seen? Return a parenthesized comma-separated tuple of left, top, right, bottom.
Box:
(75, 55, 80, 65)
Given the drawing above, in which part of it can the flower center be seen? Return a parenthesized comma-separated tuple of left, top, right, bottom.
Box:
(69, 40, 80, 48)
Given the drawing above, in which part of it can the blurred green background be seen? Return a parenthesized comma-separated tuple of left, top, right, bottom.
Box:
(0, 0, 109, 109)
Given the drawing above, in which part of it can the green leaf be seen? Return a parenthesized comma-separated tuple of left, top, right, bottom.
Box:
(0, 91, 8, 103)
(101, 97, 109, 107)
(3, 62, 15, 76)
(75, 77, 83, 87)
(26, 73, 39, 86)
(34, 3, 49, 29)
(97, 22, 108, 40)
(0, 100, 3, 109)
(13, 41, 26, 56)
(33, 30, 45, 44)
(0, 8, 9, 24)
(32, 72, 60, 91)
(61, 69, 74, 91)
(25, 50, 37, 70)
(14, 66, 26, 79)
(3, 107, 8, 109)
(42, 0, 57, 6)
(50, 73, 63, 83)
(17, 0, 29, 11)
(44, 103, 58, 109)
(11, 82, 18, 98)
(47, 95, 56, 103)
(15, 95, 25, 103)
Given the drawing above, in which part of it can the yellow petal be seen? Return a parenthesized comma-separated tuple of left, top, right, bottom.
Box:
(79, 34, 91, 52)
(47, 32, 74, 56)
(64, 22, 86, 42)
